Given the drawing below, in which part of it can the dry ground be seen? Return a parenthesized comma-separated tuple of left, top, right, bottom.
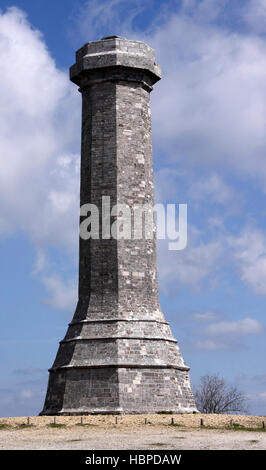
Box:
(0, 414, 266, 450)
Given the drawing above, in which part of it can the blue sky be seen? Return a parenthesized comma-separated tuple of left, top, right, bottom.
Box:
(0, 0, 266, 417)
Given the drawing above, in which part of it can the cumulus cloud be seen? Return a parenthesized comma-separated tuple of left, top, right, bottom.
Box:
(193, 311, 222, 323)
(2, 3, 266, 309)
(190, 318, 265, 351)
(73, 0, 266, 188)
(0, 381, 47, 417)
(188, 173, 238, 206)
(242, 0, 266, 34)
(32, 250, 47, 275)
(73, 1, 266, 296)
(158, 225, 225, 291)
(232, 372, 266, 415)
(77, 1, 266, 185)
(192, 316, 265, 351)
(42, 275, 77, 311)
(74, 0, 145, 41)
(204, 317, 264, 336)
(229, 228, 266, 295)
(0, 7, 80, 253)
(193, 339, 228, 351)
(180, 0, 227, 22)
(154, 168, 186, 203)
(20, 389, 34, 399)
(258, 392, 266, 401)
(0, 7, 82, 312)
(149, 17, 266, 184)
(207, 216, 225, 232)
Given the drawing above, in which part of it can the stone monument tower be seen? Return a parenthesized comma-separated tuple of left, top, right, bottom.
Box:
(40, 36, 196, 415)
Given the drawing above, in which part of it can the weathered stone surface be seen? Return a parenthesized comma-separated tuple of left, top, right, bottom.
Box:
(40, 37, 197, 415)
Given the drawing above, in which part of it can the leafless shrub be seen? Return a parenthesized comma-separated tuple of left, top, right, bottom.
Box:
(194, 374, 249, 414)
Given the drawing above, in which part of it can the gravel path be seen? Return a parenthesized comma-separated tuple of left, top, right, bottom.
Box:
(1, 426, 266, 450)
(1, 414, 265, 450)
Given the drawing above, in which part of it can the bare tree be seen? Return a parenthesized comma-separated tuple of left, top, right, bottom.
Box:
(194, 374, 249, 414)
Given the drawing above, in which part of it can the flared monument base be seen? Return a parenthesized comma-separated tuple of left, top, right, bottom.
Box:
(40, 365, 197, 415)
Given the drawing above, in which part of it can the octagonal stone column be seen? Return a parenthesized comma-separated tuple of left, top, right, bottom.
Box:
(40, 36, 197, 415)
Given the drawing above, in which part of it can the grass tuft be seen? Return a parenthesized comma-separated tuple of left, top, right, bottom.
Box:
(46, 423, 66, 428)
(201, 423, 266, 432)
(75, 423, 97, 427)
(150, 443, 167, 446)
(0, 423, 11, 430)
(16, 423, 35, 429)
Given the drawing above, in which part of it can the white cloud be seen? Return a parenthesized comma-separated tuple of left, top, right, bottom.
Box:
(73, 0, 266, 190)
(193, 339, 228, 351)
(190, 316, 265, 351)
(0, 8, 81, 313)
(158, 224, 225, 291)
(207, 216, 225, 232)
(184, 309, 265, 351)
(71, 0, 266, 297)
(2, 3, 266, 312)
(148, 15, 266, 185)
(74, 0, 144, 41)
(193, 311, 221, 323)
(180, 0, 227, 22)
(154, 168, 186, 203)
(42, 275, 77, 311)
(229, 228, 266, 295)
(20, 389, 34, 399)
(242, 0, 266, 34)
(258, 392, 266, 401)
(189, 173, 237, 205)
(75, 0, 266, 191)
(32, 250, 47, 275)
(0, 7, 80, 253)
(0, 382, 47, 417)
(205, 318, 264, 336)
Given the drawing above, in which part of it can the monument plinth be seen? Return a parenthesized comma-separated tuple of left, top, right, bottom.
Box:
(40, 37, 197, 414)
